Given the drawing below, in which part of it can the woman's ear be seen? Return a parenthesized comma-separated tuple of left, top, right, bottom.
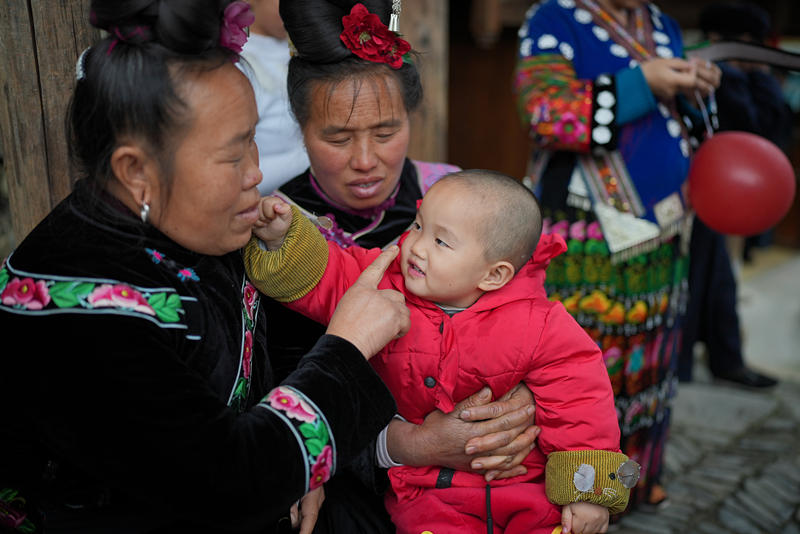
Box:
(478, 261, 515, 293)
(109, 143, 159, 210)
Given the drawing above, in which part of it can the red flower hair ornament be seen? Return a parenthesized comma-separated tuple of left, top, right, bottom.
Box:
(340, 3, 411, 69)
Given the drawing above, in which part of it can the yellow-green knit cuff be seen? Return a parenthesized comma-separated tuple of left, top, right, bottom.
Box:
(243, 205, 329, 302)
(545, 450, 640, 515)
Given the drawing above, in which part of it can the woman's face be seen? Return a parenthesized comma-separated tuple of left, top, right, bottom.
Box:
(302, 74, 411, 211)
(153, 63, 262, 255)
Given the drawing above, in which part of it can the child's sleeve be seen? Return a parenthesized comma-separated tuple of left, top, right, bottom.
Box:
(243, 205, 384, 325)
(526, 303, 639, 514)
(243, 205, 330, 302)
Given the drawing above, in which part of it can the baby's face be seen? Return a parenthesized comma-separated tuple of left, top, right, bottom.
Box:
(400, 181, 494, 308)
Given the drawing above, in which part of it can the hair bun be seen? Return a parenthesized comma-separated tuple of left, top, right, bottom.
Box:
(90, 0, 228, 54)
(281, 0, 392, 64)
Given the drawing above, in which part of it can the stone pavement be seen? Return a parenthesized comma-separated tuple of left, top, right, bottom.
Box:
(613, 379, 800, 534)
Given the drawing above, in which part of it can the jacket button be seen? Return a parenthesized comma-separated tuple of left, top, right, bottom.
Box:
(424, 376, 436, 388)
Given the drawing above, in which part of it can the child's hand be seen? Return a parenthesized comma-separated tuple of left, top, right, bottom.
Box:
(252, 196, 292, 250)
(561, 501, 609, 534)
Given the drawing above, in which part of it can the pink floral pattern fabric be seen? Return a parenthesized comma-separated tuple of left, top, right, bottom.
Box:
(0, 254, 184, 324)
(260, 385, 335, 493)
(229, 279, 261, 413)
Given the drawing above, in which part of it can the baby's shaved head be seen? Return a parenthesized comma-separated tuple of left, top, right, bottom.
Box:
(434, 170, 543, 271)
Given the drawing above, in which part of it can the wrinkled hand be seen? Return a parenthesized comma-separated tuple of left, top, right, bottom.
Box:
(689, 57, 722, 98)
(640, 58, 698, 101)
(326, 246, 410, 359)
(252, 196, 292, 250)
(387, 384, 539, 481)
(290, 486, 325, 534)
(561, 502, 609, 534)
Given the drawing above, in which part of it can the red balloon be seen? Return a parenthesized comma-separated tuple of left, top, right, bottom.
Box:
(688, 131, 796, 235)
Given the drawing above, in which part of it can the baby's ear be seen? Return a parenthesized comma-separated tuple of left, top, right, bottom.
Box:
(478, 261, 515, 292)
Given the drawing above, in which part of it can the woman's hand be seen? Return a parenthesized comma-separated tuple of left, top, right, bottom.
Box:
(561, 502, 609, 534)
(326, 246, 410, 359)
(386, 383, 540, 481)
(689, 57, 722, 98)
(252, 196, 292, 250)
(640, 58, 698, 101)
(289, 486, 325, 534)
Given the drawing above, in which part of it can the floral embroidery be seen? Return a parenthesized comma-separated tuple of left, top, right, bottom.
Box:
(260, 385, 335, 492)
(268, 386, 316, 422)
(145, 248, 200, 283)
(514, 54, 593, 152)
(229, 280, 260, 412)
(242, 330, 253, 379)
(0, 256, 184, 324)
(310, 445, 333, 489)
(1, 277, 50, 310)
(146, 248, 164, 264)
(88, 283, 155, 315)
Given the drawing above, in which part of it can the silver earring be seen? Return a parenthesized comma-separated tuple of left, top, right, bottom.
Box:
(140, 202, 150, 224)
(389, 0, 402, 32)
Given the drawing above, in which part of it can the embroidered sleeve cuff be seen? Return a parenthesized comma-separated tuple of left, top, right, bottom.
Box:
(258, 385, 336, 494)
(615, 66, 657, 125)
(590, 73, 619, 151)
(243, 205, 328, 302)
(545, 450, 640, 515)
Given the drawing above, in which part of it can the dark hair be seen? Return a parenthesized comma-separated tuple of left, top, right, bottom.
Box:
(699, 2, 771, 43)
(438, 170, 543, 272)
(67, 0, 237, 190)
(279, 0, 423, 128)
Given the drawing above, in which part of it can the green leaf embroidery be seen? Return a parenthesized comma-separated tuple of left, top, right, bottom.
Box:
(148, 292, 183, 323)
(304, 437, 325, 457)
(49, 281, 96, 308)
(0, 268, 8, 294)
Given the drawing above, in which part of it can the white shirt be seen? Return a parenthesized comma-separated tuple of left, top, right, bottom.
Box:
(240, 34, 310, 194)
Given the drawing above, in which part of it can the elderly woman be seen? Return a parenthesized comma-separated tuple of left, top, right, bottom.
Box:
(0, 1, 412, 533)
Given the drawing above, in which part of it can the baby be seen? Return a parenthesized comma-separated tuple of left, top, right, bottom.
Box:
(244, 170, 639, 534)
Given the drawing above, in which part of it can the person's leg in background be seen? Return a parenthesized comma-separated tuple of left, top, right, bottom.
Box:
(678, 217, 777, 388)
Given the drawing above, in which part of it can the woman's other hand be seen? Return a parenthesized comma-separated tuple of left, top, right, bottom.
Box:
(326, 246, 410, 359)
(290, 486, 325, 534)
(252, 196, 292, 250)
(386, 383, 540, 481)
(689, 57, 722, 98)
(640, 58, 698, 101)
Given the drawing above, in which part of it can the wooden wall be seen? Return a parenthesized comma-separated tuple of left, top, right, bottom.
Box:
(0, 1, 98, 246)
(403, 0, 450, 163)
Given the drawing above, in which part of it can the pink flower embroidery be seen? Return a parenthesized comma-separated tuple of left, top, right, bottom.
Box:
(219, 1, 254, 55)
(550, 220, 569, 240)
(552, 112, 587, 145)
(268, 386, 316, 423)
(569, 220, 586, 241)
(1, 277, 51, 310)
(88, 284, 155, 315)
(309, 445, 333, 489)
(243, 282, 258, 320)
(587, 221, 604, 241)
(243, 330, 253, 379)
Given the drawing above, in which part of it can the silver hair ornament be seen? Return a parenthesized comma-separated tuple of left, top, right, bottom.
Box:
(389, 0, 402, 32)
(76, 47, 91, 81)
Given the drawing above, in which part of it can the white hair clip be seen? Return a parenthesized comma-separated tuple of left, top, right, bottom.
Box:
(76, 47, 91, 81)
